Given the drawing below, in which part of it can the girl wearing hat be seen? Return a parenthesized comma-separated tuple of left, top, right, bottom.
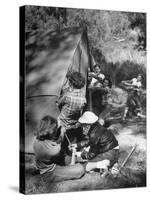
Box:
(75, 111, 119, 171)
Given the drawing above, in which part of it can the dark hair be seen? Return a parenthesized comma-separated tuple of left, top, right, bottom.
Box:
(67, 71, 85, 89)
(137, 74, 142, 77)
(93, 64, 101, 70)
(104, 78, 112, 88)
(35, 115, 57, 141)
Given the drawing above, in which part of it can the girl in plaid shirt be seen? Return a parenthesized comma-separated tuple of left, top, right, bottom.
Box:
(57, 72, 86, 143)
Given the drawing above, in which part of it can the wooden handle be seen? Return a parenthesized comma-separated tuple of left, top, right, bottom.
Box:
(120, 145, 136, 169)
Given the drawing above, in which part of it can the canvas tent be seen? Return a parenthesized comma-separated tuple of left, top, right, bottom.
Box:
(25, 27, 91, 152)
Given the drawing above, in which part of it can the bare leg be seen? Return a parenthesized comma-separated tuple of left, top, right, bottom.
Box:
(137, 112, 146, 118)
(122, 107, 128, 120)
(56, 126, 66, 144)
(86, 160, 110, 172)
(85, 162, 97, 172)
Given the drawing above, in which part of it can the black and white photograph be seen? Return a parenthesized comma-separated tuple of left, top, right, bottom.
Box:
(20, 5, 146, 194)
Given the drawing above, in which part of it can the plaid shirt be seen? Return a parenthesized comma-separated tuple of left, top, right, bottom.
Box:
(57, 89, 86, 129)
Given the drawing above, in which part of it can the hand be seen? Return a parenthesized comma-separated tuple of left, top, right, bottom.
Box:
(56, 101, 58, 106)
(81, 149, 88, 159)
(89, 72, 95, 77)
(98, 118, 104, 126)
(100, 168, 109, 177)
(75, 151, 82, 157)
(68, 143, 77, 151)
(84, 146, 90, 152)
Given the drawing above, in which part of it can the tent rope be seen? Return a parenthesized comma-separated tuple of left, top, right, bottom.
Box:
(26, 94, 58, 100)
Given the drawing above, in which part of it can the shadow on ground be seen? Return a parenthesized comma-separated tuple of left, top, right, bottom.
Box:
(9, 186, 19, 193)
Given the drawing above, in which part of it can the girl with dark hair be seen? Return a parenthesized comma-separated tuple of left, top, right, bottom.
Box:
(77, 111, 119, 173)
(57, 71, 86, 143)
(33, 115, 85, 182)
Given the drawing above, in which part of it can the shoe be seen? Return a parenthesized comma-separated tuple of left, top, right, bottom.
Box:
(111, 163, 119, 177)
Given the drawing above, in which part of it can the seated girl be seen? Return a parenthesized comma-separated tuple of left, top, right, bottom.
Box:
(74, 111, 119, 173)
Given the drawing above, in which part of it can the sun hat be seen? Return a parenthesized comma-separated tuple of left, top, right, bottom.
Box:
(78, 111, 98, 124)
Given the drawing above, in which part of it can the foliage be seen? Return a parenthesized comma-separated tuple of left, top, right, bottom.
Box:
(25, 5, 67, 32)
(25, 6, 146, 87)
(66, 9, 131, 50)
(128, 12, 146, 49)
(25, 6, 146, 50)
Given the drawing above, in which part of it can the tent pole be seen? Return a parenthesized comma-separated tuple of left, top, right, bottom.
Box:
(85, 28, 93, 111)
(89, 89, 92, 111)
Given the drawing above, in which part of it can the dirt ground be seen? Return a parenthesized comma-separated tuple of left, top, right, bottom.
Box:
(23, 115, 146, 194)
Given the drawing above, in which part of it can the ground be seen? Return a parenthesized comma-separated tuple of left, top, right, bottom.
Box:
(23, 87, 146, 194)
(24, 114, 146, 194)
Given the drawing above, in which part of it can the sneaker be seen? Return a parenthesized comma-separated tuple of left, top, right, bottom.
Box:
(111, 163, 119, 176)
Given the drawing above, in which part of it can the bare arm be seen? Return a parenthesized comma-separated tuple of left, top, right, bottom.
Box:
(89, 72, 104, 83)
(121, 79, 133, 86)
(81, 143, 97, 160)
(56, 95, 68, 110)
(76, 138, 90, 150)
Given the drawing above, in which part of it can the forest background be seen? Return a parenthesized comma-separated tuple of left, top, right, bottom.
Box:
(25, 6, 146, 87)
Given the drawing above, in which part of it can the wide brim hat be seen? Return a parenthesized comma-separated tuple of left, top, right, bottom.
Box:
(78, 111, 98, 124)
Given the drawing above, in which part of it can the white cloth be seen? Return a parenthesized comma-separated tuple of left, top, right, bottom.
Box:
(132, 78, 142, 88)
